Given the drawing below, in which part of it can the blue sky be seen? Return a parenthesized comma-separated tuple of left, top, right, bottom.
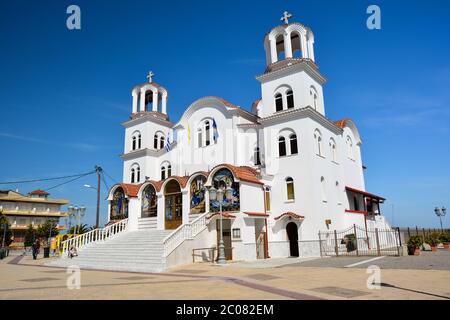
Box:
(0, 0, 449, 228)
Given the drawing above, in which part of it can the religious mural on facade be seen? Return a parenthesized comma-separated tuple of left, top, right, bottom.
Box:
(141, 184, 157, 217)
(209, 169, 240, 212)
(110, 187, 128, 220)
(190, 175, 206, 214)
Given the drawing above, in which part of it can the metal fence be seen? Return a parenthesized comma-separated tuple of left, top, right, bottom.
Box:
(319, 224, 401, 257)
(395, 227, 450, 245)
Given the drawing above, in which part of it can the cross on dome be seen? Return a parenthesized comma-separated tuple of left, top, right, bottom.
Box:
(146, 71, 154, 83)
(280, 11, 292, 24)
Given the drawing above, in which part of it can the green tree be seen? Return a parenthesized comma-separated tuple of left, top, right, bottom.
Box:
(0, 211, 13, 247)
(68, 224, 91, 235)
(36, 220, 60, 247)
(24, 224, 36, 248)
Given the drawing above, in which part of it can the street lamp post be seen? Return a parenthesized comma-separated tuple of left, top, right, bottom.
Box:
(83, 165, 102, 229)
(208, 184, 233, 265)
(435, 207, 447, 231)
(67, 205, 86, 235)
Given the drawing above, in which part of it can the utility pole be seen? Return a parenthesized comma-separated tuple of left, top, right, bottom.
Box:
(95, 165, 103, 229)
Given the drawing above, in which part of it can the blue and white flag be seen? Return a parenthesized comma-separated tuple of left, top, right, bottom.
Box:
(165, 131, 171, 152)
(212, 118, 219, 143)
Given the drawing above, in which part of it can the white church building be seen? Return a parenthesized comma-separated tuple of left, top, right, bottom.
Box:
(55, 14, 391, 272)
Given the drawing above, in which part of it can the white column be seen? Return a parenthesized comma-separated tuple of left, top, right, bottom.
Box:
(152, 90, 159, 112)
(156, 193, 164, 230)
(308, 38, 315, 62)
(182, 190, 189, 225)
(284, 32, 292, 59)
(300, 33, 308, 59)
(162, 93, 167, 114)
(132, 92, 138, 113)
(264, 40, 271, 66)
(140, 89, 146, 112)
(270, 38, 278, 63)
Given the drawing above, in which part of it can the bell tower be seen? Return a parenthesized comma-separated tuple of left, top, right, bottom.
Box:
(131, 71, 169, 120)
(256, 12, 326, 118)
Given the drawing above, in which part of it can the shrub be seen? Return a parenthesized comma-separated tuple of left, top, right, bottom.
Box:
(439, 232, 450, 243)
(425, 234, 439, 246)
(408, 235, 423, 249)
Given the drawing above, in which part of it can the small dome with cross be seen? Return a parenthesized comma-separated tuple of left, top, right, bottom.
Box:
(263, 12, 315, 68)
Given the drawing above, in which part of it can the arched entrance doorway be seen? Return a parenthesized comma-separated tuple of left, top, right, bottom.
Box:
(164, 180, 183, 229)
(286, 222, 299, 257)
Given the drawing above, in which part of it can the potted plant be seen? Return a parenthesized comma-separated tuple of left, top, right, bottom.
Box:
(407, 235, 423, 255)
(342, 233, 357, 252)
(425, 234, 439, 252)
(439, 232, 450, 249)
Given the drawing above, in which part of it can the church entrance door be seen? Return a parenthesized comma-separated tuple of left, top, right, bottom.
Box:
(286, 222, 299, 257)
(164, 180, 183, 230)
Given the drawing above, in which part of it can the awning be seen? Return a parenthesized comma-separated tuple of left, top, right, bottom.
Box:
(274, 212, 305, 221)
(345, 186, 385, 202)
(206, 212, 236, 220)
(244, 212, 269, 218)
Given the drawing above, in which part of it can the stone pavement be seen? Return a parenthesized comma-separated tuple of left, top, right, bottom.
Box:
(1, 253, 450, 300)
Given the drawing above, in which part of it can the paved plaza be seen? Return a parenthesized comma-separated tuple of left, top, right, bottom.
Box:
(1, 251, 450, 300)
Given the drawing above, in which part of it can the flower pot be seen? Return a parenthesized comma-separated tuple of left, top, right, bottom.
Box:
(443, 243, 450, 249)
(414, 248, 421, 256)
(430, 245, 438, 252)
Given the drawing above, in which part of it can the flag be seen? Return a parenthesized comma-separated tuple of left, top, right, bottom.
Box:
(187, 123, 191, 145)
(212, 118, 219, 143)
(165, 131, 171, 152)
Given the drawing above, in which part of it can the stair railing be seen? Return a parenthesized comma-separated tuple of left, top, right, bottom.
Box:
(61, 219, 129, 257)
(163, 212, 208, 257)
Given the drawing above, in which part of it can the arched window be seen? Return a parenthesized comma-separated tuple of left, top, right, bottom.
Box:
(197, 127, 202, 148)
(286, 90, 294, 109)
(160, 136, 165, 150)
(329, 138, 337, 162)
(314, 130, 322, 156)
(141, 184, 157, 218)
(131, 168, 135, 183)
(167, 165, 172, 177)
(190, 175, 206, 214)
(346, 136, 354, 159)
(275, 34, 285, 60)
(209, 168, 240, 212)
(278, 136, 287, 157)
(310, 87, 318, 110)
(205, 121, 211, 146)
(275, 93, 283, 112)
(132, 136, 136, 151)
(138, 134, 141, 149)
(136, 166, 140, 183)
(254, 147, 261, 165)
(286, 177, 295, 200)
(161, 166, 166, 180)
(289, 134, 298, 155)
(110, 187, 128, 220)
(321, 177, 327, 202)
(291, 32, 302, 58)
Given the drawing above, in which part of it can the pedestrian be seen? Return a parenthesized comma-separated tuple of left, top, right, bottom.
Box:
(32, 240, 38, 260)
(69, 246, 78, 259)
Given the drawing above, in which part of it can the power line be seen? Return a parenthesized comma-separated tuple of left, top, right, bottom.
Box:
(102, 169, 119, 185)
(46, 171, 95, 191)
(0, 171, 95, 185)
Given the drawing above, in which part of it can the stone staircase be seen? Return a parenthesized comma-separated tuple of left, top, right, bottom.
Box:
(47, 229, 172, 272)
(138, 217, 157, 230)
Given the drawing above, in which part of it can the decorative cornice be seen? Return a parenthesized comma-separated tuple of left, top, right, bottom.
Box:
(256, 59, 326, 85)
(259, 106, 343, 134)
(122, 111, 174, 128)
(121, 142, 178, 161)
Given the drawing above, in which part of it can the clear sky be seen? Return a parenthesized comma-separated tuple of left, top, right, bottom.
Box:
(0, 0, 449, 229)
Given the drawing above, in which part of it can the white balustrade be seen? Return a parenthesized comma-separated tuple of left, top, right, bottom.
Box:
(162, 213, 208, 257)
(61, 219, 128, 257)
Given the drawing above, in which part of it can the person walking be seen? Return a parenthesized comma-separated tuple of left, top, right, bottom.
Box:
(32, 240, 38, 260)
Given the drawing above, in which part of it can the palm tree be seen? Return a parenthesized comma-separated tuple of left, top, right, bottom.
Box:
(68, 224, 91, 235)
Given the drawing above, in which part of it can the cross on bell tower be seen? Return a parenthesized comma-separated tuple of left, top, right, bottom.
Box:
(280, 11, 292, 24)
(146, 71, 154, 83)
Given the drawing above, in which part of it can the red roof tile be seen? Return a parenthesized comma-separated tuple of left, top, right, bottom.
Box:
(274, 212, 305, 221)
(29, 189, 49, 196)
